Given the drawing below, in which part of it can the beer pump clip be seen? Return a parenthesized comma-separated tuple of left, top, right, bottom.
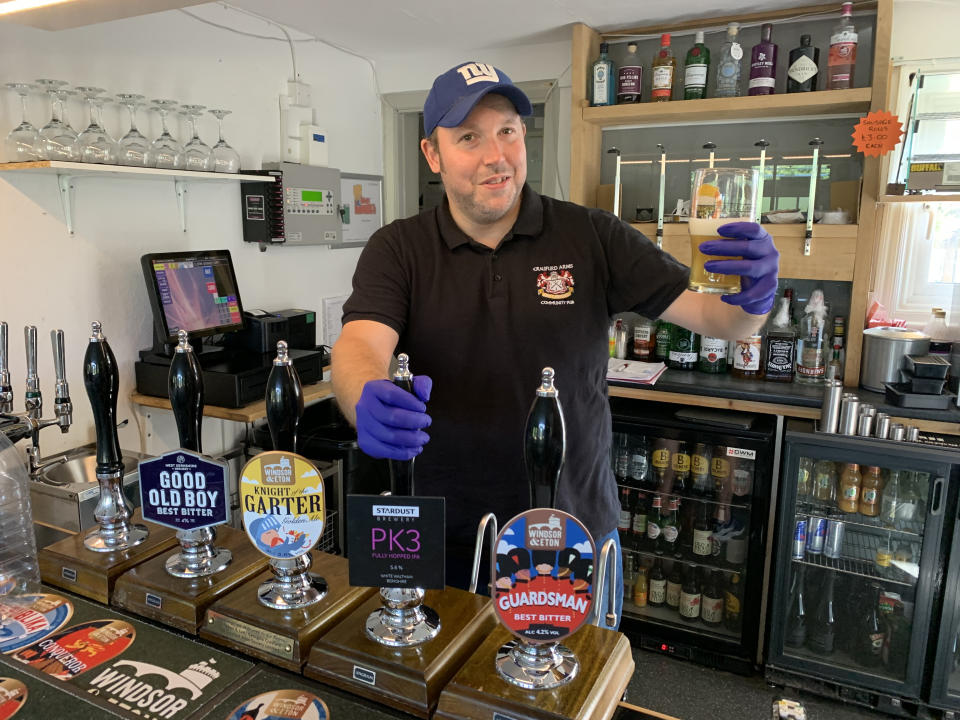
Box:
(241, 341, 329, 610)
(137, 330, 233, 577)
(83, 321, 149, 552)
(804, 137, 824, 256)
(491, 368, 619, 690)
(365, 353, 441, 647)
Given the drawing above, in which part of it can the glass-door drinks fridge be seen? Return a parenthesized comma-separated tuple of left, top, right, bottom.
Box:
(609, 399, 778, 674)
(767, 420, 960, 714)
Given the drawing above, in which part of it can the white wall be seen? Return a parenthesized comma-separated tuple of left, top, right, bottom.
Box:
(891, 0, 959, 60)
(0, 7, 381, 456)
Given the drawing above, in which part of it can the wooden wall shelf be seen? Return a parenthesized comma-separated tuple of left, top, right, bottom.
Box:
(632, 223, 859, 281)
(880, 194, 960, 203)
(581, 88, 873, 128)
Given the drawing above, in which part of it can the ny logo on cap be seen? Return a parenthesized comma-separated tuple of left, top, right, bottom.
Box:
(456, 62, 499, 86)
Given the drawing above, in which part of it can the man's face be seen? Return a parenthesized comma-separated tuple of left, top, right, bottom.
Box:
(421, 93, 527, 227)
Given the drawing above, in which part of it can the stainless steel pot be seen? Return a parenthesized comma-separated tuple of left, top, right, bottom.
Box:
(860, 327, 930, 392)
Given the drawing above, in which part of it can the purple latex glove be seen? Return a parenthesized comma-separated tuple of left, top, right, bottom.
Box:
(355, 375, 433, 460)
(699, 221, 780, 315)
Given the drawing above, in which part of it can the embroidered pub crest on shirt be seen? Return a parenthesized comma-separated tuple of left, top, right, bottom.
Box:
(537, 269, 575, 300)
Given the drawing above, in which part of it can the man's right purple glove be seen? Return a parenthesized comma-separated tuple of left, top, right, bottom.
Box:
(355, 376, 432, 461)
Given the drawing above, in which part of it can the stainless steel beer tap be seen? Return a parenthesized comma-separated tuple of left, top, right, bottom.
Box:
(24, 326, 41, 420)
(0, 322, 12, 414)
(51, 329, 72, 432)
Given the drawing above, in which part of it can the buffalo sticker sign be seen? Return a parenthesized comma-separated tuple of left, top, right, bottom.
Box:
(493, 509, 596, 644)
(138, 450, 229, 531)
(240, 451, 325, 560)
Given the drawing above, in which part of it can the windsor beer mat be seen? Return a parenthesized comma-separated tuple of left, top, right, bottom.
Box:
(138, 450, 230, 531)
(346, 495, 445, 589)
(240, 452, 326, 559)
(494, 509, 596, 643)
(0, 678, 26, 719)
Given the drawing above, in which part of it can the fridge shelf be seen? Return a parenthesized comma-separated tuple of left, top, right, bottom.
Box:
(783, 643, 906, 684)
(792, 528, 918, 588)
(623, 598, 740, 640)
(617, 483, 751, 511)
(623, 544, 746, 579)
(797, 501, 924, 539)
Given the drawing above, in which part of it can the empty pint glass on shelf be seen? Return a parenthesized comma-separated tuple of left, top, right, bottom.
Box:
(688, 167, 759, 294)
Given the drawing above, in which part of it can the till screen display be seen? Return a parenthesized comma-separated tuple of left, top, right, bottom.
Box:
(301, 190, 323, 202)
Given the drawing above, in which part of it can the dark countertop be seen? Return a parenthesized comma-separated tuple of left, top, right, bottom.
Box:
(609, 369, 960, 427)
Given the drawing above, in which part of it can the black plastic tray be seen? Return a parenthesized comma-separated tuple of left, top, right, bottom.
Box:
(899, 369, 949, 394)
(884, 382, 956, 409)
(905, 354, 951, 379)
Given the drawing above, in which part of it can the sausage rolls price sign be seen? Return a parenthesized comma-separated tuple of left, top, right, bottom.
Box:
(346, 495, 445, 589)
(138, 450, 229, 531)
(240, 451, 325, 560)
(494, 509, 596, 644)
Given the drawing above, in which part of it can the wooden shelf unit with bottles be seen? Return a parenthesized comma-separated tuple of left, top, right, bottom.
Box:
(569, 0, 893, 387)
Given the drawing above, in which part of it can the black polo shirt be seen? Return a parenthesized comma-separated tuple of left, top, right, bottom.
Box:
(342, 184, 689, 557)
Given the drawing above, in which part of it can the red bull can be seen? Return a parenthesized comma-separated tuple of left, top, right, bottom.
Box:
(792, 517, 807, 560)
(806, 516, 827, 555)
(824, 517, 845, 559)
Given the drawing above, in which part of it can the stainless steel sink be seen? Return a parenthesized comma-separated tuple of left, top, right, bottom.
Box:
(41, 451, 144, 486)
(30, 444, 150, 533)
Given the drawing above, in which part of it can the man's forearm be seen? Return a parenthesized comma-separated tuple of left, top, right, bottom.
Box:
(331, 335, 392, 426)
(661, 289, 768, 341)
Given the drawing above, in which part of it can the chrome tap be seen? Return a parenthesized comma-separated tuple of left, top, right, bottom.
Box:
(51, 329, 72, 431)
(24, 326, 41, 420)
(0, 322, 12, 413)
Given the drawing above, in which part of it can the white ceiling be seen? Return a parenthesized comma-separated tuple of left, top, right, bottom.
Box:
(224, 0, 812, 61)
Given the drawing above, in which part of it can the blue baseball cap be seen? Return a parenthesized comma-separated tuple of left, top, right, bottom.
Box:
(423, 62, 532, 137)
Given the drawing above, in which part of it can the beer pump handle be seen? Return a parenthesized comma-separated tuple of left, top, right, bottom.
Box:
(523, 367, 566, 509)
(389, 353, 415, 497)
(265, 340, 303, 454)
(168, 330, 204, 453)
(51, 329, 72, 431)
(83, 321, 122, 475)
(0, 322, 12, 413)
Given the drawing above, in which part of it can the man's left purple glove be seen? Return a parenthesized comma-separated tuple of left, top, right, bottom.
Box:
(699, 221, 780, 315)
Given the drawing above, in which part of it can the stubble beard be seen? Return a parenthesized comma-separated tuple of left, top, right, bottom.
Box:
(438, 153, 522, 226)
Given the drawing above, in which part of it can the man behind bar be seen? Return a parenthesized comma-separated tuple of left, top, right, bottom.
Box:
(332, 62, 779, 620)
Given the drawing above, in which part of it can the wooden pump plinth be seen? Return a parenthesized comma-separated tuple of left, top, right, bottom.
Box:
(305, 586, 496, 718)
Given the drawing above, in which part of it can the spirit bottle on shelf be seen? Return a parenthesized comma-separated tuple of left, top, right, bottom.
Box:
(715, 22, 743, 97)
(649, 558, 667, 607)
(787, 34, 820, 93)
(826, 2, 858, 90)
(796, 289, 829, 383)
(748, 23, 778, 96)
(683, 31, 710, 100)
(764, 294, 797, 382)
(591, 42, 616, 106)
(617, 42, 642, 104)
(651, 33, 677, 102)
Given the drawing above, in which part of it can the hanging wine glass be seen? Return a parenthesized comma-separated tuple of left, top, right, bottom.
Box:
(75, 86, 118, 164)
(208, 108, 241, 173)
(4, 83, 41, 162)
(150, 99, 184, 170)
(35, 79, 79, 161)
(115, 93, 151, 167)
(180, 104, 212, 172)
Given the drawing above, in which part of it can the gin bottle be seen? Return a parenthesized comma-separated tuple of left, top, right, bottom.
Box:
(591, 42, 616, 106)
(715, 22, 743, 97)
(796, 289, 828, 383)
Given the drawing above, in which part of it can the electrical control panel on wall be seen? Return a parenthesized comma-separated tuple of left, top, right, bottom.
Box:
(240, 162, 342, 248)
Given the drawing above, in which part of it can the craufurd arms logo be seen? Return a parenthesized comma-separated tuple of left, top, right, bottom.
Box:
(240, 451, 325, 560)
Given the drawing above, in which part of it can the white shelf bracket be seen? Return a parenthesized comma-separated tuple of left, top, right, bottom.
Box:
(175, 180, 187, 233)
(57, 174, 75, 236)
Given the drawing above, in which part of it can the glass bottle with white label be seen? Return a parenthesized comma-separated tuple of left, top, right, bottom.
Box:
(698, 336, 728, 373)
(731, 335, 763, 378)
(591, 42, 616, 106)
(668, 326, 699, 370)
(715, 22, 743, 97)
(651, 33, 677, 102)
(683, 31, 710, 100)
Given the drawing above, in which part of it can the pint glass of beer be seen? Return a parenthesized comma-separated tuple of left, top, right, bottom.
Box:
(688, 168, 758, 294)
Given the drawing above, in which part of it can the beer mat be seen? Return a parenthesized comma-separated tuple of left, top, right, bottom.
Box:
(196, 665, 404, 720)
(0, 662, 126, 719)
(606, 359, 668, 385)
(0, 584, 254, 720)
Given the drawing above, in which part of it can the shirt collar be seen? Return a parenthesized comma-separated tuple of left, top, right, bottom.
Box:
(437, 184, 543, 250)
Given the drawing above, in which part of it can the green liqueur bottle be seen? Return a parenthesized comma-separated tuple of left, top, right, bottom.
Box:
(668, 325, 699, 370)
(684, 31, 711, 99)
